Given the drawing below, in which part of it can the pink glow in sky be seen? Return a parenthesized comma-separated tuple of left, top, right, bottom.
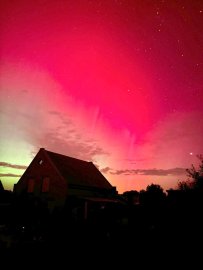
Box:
(0, 0, 203, 193)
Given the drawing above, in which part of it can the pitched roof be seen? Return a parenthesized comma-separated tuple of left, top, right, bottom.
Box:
(45, 149, 112, 190)
(0, 180, 4, 192)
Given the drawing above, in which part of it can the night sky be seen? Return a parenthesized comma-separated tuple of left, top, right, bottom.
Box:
(0, 0, 203, 193)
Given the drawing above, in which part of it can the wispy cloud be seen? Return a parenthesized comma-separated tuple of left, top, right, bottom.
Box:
(29, 110, 109, 161)
(110, 168, 187, 176)
(0, 162, 27, 170)
(0, 173, 22, 177)
(100, 167, 112, 174)
(48, 110, 61, 115)
(32, 127, 109, 162)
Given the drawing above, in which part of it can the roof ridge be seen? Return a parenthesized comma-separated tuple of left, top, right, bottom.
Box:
(46, 149, 91, 164)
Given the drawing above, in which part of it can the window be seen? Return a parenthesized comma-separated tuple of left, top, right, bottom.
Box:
(42, 177, 50, 193)
(39, 159, 43, 165)
(27, 179, 35, 193)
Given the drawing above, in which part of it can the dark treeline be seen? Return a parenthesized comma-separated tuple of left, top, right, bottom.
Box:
(0, 156, 203, 265)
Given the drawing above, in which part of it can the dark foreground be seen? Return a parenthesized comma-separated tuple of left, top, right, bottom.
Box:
(1, 220, 202, 268)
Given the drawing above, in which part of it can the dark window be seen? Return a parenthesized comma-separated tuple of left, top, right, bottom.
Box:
(42, 177, 50, 193)
(27, 179, 34, 193)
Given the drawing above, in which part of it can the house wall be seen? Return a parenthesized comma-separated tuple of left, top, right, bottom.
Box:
(68, 187, 101, 197)
(14, 149, 67, 206)
(68, 186, 114, 198)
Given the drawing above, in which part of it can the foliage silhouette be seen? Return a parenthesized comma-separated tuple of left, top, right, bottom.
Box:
(178, 155, 203, 191)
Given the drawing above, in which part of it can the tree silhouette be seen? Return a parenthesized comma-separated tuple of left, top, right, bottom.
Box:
(140, 184, 165, 206)
(122, 190, 139, 205)
(146, 183, 164, 193)
(178, 155, 203, 191)
(177, 180, 193, 191)
(186, 155, 203, 190)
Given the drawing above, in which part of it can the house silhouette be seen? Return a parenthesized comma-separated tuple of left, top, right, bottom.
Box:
(14, 148, 117, 210)
(0, 180, 4, 192)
